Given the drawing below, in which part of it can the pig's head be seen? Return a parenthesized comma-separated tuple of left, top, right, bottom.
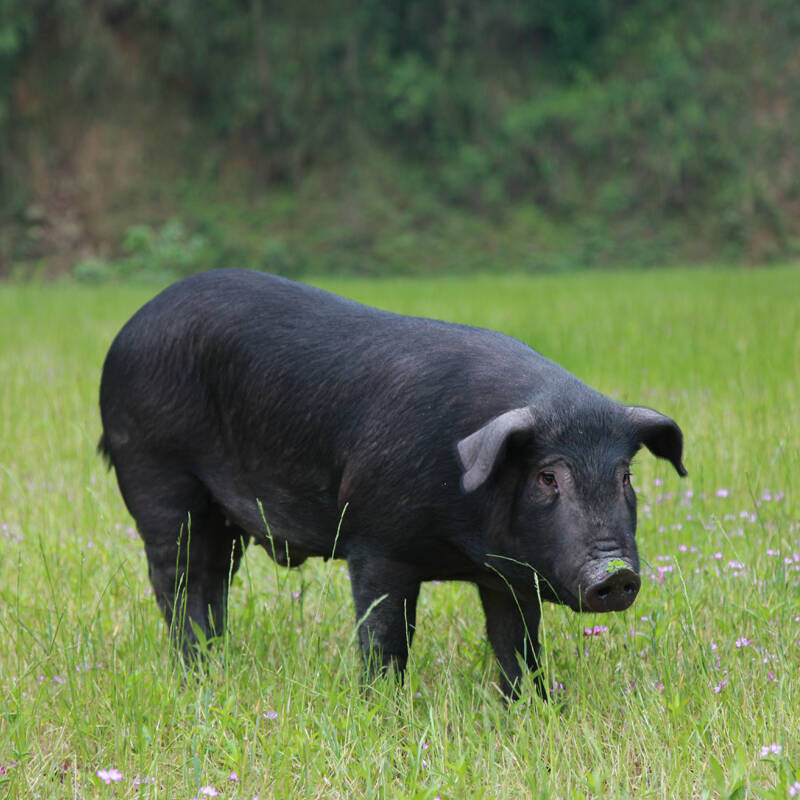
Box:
(457, 401, 687, 613)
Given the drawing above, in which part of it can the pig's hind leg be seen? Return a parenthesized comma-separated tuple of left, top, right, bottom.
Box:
(112, 454, 248, 659)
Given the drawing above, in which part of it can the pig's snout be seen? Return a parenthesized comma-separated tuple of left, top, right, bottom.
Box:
(584, 568, 640, 612)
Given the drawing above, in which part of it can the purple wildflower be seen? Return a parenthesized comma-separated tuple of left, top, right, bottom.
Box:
(583, 624, 609, 636)
(97, 768, 123, 784)
(229, 772, 239, 782)
(198, 787, 219, 797)
(712, 679, 728, 693)
(789, 781, 800, 798)
(759, 743, 782, 758)
(132, 776, 155, 786)
(735, 637, 751, 649)
(263, 711, 279, 720)
(716, 488, 729, 498)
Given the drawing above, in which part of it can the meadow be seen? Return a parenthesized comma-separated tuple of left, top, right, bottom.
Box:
(0, 266, 798, 799)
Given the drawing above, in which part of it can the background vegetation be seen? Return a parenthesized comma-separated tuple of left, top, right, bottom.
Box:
(2, 1, 800, 278)
(1, 268, 798, 797)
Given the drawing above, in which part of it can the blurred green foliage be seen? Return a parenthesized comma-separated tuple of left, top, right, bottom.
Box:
(2, 0, 800, 275)
(73, 220, 221, 284)
(0, 0, 34, 126)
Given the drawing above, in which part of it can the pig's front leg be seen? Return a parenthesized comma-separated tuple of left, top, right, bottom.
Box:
(347, 554, 422, 681)
(479, 585, 544, 700)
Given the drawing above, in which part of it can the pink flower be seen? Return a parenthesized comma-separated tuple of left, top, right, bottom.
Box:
(583, 624, 609, 636)
(712, 679, 727, 693)
(198, 787, 219, 797)
(735, 637, 751, 649)
(789, 781, 800, 797)
(229, 772, 239, 782)
(716, 488, 729, 498)
(97, 768, 123, 784)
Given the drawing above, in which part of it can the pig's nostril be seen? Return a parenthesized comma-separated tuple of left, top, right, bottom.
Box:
(598, 587, 610, 599)
(623, 583, 636, 594)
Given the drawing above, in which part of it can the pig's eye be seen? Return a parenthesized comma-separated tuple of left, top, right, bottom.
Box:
(539, 472, 557, 488)
(622, 471, 631, 486)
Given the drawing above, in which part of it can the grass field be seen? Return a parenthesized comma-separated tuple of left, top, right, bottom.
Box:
(0, 266, 798, 799)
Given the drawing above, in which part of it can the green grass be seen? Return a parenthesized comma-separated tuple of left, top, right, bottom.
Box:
(0, 266, 798, 799)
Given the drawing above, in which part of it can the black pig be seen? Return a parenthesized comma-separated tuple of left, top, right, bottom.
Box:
(99, 269, 686, 697)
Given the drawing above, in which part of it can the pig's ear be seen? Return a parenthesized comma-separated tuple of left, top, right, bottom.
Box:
(457, 407, 536, 493)
(625, 406, 688, 477)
